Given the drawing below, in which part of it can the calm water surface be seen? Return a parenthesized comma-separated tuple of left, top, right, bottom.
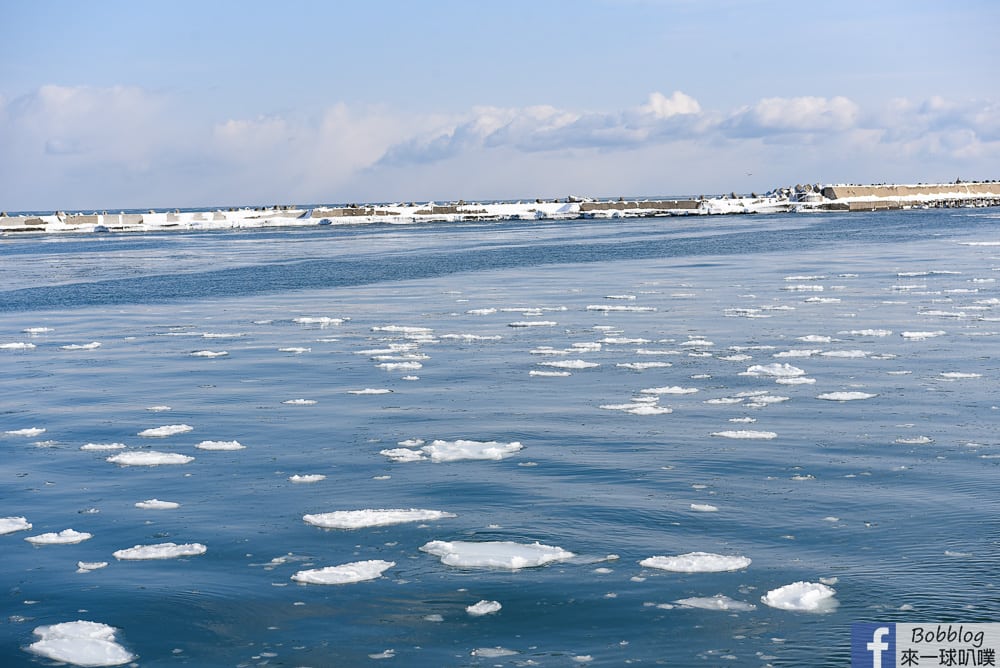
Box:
(2, 210, 999, 666)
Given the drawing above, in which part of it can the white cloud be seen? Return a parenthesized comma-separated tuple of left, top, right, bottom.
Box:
(0, 84, 996, 210)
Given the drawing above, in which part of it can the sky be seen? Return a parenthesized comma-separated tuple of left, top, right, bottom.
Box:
(1, 0, 998, 211)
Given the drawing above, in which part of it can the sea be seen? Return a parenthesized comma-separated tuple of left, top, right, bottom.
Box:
(1, 208, 998, 667)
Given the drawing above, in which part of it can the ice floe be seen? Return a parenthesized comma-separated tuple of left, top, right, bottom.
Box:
(291, 559, 394, 584)
(711, 430, 777, 440)
(0, 516, 32, 534)
(289, 474, 326, 483)
(294, 316, 345, 326)
(382, 439, 523, 463)
(901, 330, 946, 340)
(690, 504, 719, 512)
(113, 542, 207, 560)
(539, 360, 599, 369)
(467, 600, 502, 616)
(134, 499, 180, 510)
(195, 440, 245, 450)
(347, 388, 393, 395)
(303, 508, 456, 529)
(530, 370, 572, 377)
(80, 443, 128, 451)
(107, 451, 194, 466)
(640, 386, 698, 395)
(1, 342, 36, 350)
(137, 424, 193, 437)
(743, 363, 806, 378)
(27, 620, 134, 666)
(190, 350, 228, 357)
(939, 372, 982, 380)
(640, 552, 751, 573)
(761, 581, 838, 612)
(617, 362, 673, 370)
(282, 398, 317, 405)
(420, 540, 574, 569)
(5, 427, 46, 437)
(816, 391, 877, 401)
(61, 342, 102, 350)
(77, 561, 109, 573)
(674, 594, 756, 611)
(25, 529, 93, 545)
(508, 320, 557, 327)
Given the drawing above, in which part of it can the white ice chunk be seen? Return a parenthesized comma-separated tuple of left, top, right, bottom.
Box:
(76, 561, 108, 573)
(617, 362, 673, 370)
(113, 542, 207, 560)
(80, 443, 127, 452)
(848, 329, 893, 337)
(0, 342, 36, 350)
(690, 504, 719, 512)
(195, 440, 245, 450)
(640, 386, 698, 395)
(466, 600, 502, 616)
(107, 451, 194, 466)
(530, 370, 572, 377)
(134, 499, 180, 510)
(289, 474, 327, 483)
(901, 331, 946, 340)
(291, 559, 394, 584)
(0, 516, 32, 534)
(940, 372, 982, 380)
(422, 439, 523, 462)
(25, 529, 93, 545)
(27, 620, 134, 666)
(744, 363, 806, 377)
(640, 552, 751, 573)
(303, 509, 456, 529)
(627, 404, 673, 415)
(61, 342, 102, 350)
(5, 427, 46, 437)
(761, 581, 838, 612)
(508, 321, 557, 327)
(348, 388, 393, 394)
(539, 360, 599, 369)
(282, 398, 317, 405)
(379, 448, 426, 462)
(711, 430, 777, 440)
(421, 540, 574, 569)
(137, 424, 192, 437)
(675, 594, 756, 611)
(816, 392, 877, 401)
(775, 377, 816, 385)
(190, 350, 228, 357)
(294, 316, 345, 326)
(278, 347, 311, 354)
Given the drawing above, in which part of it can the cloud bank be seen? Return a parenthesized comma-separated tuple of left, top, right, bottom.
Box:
(1, 85, 997, 210)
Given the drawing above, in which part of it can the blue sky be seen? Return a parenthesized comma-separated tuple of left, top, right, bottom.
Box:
(2, 0, 997, 210)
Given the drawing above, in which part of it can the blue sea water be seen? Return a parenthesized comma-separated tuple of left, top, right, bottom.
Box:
(1, 209, 998, 666)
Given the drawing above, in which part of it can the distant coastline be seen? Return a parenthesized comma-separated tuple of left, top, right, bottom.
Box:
(3, 180, 999, 235)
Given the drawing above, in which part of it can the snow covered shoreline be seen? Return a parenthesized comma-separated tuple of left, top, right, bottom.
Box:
(3, 181, 998, 235)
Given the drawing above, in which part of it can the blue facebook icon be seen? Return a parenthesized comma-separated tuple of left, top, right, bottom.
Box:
(852, 623, 896, 668)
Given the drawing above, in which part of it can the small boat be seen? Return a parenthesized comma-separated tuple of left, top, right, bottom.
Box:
(317, 218, 332, 226)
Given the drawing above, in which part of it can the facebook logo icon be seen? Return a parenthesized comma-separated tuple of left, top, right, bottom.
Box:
(852, 623, 896, 667)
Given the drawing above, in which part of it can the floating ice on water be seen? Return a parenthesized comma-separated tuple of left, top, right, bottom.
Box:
(138, 424, 192, 437)
(602, 337, 650, 345)
(804, 297, 841, 304)
(940, 372, 982, 380)
(378, 361, 422, 371)
(848, 329, 893, 337)
(107, 451, 194, 466)
(719, 354, 753, 362)
(201, 332, 246, 338)
(466, 308, 497, 315)
(135, 499, 179, 510)
(530, 370, 572, 377)
(508, 320, 557, 327)
(744, 363, 806, 377)
(617, 362, 672, 370)
(6, 427, 45, 438)
(466, 600, 502, 616)
(821, 350, 870, 358)
(77, 561, 108, 573)
(586, 305, 656, 312)
(441, 333, 502, 342)
(61, 342, 102, 350)
(303, 508, 456, 529)
(25, 529, 93, 545)
(785, 275, 826, 281)
(369, 649, 395, 659)
(379, 447, 427, 462)
(278, 347, 311, 354)
(773, 349, 820, 358)
(27, 620, 134, 666)
(690, 504, 719, 512)
(0, 516, 32, 534)
(294, 316, 345, 326)
(540, 360, 599, 369)
(783, 284, 824, 291)
(775, 377, 816, 385)
(895, 436, 933, 445)
(421, 540, 574, 569)
(816, 392, 877, 401)
(472, 647, 518, 657)
(423, 439, 523, 462)
(195, 440, 244, 450)
(530, 346, 570, 355)
(348, 388, 393, 394)
(761, 581, 838, 612)
(675, 594, 756, 611)
(640, 552, 751, 573)
(729, 417, 756, 423)
(146, 405, 171, 412)
(797, 335, 832, 343)
(1, 342, 36, 350)
(289, 474, 326, 483)
(113, 542, 207, 560)
(627, 404, 673, 415)
(190, 350, 228, 357)
(282, 398, 316, 405)
(901, 331, 946, 340)
(605, 295, 637, 300)
(23, 327, 53, 334)
(640, 386, 698, 395)
(711, 430, 777, 440)
(291, 559, 394, 584)
(572, 341, 602, 351)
